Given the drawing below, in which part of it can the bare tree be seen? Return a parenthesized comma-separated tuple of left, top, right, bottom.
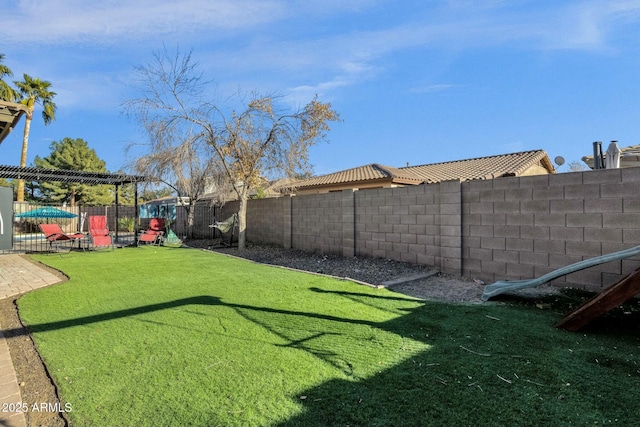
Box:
(125, 48, 340, 249)
(568, 160, 588, 172)
(126, 115, 228, 238)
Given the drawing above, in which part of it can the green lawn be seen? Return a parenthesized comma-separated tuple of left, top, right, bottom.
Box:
(19, 246, 640, 427)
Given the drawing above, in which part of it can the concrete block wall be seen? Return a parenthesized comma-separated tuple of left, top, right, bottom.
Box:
(439, 180, 463, 275)
(190, 167, 640, 292)
(462, 168, 640, 290)
(247, 197, 284, 246)
(291, 192, 343, 254)
(354, 184, 455, 271)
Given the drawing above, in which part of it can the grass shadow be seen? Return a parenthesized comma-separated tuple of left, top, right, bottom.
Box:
(492, 288, 640, 336)
(15, 248, 640, 426)
(6, 295, 382, 339)
(276, 295, 640, 427)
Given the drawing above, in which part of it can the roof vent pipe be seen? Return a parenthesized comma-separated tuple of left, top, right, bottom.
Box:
(593, 141, 603, 169)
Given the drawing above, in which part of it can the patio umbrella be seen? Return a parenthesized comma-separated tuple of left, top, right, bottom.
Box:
(15, 206, 78, 219)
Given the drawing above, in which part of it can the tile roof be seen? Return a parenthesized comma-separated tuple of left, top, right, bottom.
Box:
(282, 150, 554, 191)
(284, 163, 424, 190)
(402, 149, 554, 184)
(582, 144, 640, 169)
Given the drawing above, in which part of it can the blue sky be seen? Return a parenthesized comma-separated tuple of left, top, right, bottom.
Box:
(2, 0, 640, 176)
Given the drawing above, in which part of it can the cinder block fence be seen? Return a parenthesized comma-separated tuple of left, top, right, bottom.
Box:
(193, 167, 640, 292)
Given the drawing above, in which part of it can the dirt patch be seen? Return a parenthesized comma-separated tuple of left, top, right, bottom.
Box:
(389, 274, 485, 302)
(200, 242, 561, 303)
(0, 297, 67, 427)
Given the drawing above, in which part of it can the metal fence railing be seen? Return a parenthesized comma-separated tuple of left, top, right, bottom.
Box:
(4, 203, 138, 254)
(3, 201, 240, 254)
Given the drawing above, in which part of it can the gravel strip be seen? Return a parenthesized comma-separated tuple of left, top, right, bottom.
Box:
(186, 240, 496, 303)
(188, 241, 432, 284)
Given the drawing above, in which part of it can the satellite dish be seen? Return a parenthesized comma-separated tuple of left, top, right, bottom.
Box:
(554, 156, 565, 166)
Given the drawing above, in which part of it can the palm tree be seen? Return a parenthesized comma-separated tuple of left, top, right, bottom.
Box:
(14, 73, 57, 201)
(0, 53, 16, 101)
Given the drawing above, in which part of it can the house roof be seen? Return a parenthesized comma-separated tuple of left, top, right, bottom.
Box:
(282, 164, 424, 191)
(402, 149, 555, 184)
(582, 144, 640, 169)
(0, 100, 28, 145)
(280, 150, 554, 192)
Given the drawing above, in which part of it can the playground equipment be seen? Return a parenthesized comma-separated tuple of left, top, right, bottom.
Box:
(482, 244, 640, 331)
(482, 244, 640, 301)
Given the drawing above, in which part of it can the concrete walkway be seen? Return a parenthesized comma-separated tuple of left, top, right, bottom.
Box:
(0, 254, 64, 427)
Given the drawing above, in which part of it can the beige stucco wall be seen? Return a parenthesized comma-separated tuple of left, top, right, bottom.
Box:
(520, 163, 554, 177)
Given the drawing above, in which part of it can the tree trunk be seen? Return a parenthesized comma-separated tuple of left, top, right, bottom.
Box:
(16, 112, 33, 202)
(237, 194, 248, 251)
(186, 206, 195, 239)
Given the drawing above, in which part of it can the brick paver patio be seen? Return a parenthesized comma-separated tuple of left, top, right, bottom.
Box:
(0, 254, 64, 427)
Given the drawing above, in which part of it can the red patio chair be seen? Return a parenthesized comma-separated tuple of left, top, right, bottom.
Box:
(39, 223, 85, 255)
(89, 215, 114, 251)
(138, 218, 165, 246)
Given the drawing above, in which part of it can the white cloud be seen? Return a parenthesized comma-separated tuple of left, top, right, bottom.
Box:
(287, 78, 351, 105)
(442, 1, 640, 51)
(410, 84, 458, 94)
(53, 73, 127, 111)
(0, 0, 388, 45)
(0, 0, 288, 44)
(5, 0, 640, 108)
(186, 1, 640, 101)
(216, 1, 640, 86)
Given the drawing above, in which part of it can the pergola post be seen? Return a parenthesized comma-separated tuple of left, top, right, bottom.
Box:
(0, 165, 151, 249)
(134, 184, 139, 246)
(114, 184, 120, 244)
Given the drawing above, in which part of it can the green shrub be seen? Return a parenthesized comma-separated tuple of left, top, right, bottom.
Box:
(117, 216, 135, 232)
